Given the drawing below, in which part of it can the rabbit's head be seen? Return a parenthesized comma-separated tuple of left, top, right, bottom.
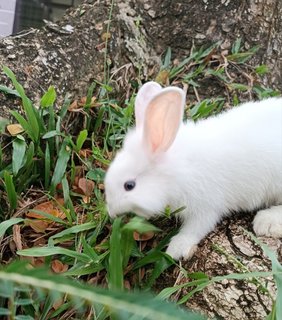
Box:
(105, 82, 186, 218)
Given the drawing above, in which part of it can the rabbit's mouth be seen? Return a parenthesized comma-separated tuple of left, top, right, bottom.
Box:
(107, 203, 133, 218)
(107, 205, 124, 218)
(107, 204, 159, 220)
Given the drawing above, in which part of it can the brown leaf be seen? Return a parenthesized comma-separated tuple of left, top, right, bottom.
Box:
(79, 149, 92, 158)
(79, 96, 89, 105)
(78, 96, 97, 108)
(26, 200, 66, 220)
(55, 197, 65, 206)
(7, 124, 24, 136)
(77, 178, 95, 197)
(25, 200, 66, 233)
(32, 257, 45, 267)
(51, 259, 68, 273)
(33, 237, 47, 247)
(25, 219, 49, 233)
(68, 100, 79, 111)
(68, 97, 97, 111)
(133, 231, 155, 241)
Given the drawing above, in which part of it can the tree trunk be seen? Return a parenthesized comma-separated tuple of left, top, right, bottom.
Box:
(1, 0, 282, 113)
(0, 0, 281, 319)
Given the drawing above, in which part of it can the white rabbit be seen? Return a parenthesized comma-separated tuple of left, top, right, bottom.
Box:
(105, 81, 282, 260)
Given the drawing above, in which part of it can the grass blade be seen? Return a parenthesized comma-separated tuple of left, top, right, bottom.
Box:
(3, 171, 17, 210)
(44, 142, 51, 189)
(108, 217, 124, 291)
(10, 111, 35, 142)
(17, 247, 91, 263)
(0, 143, 2, 170)
(40, 86, 57, 108)
(85, 82, 96, 108)
(24, 141, 34, 169)
(3, 66, 39, 142)
(120, 229, 134, 268)
(0, 218, 24, 238)
(0, 85, 20, 97)
(61, 175, 75, 222)
(59, 96, 71, 119)
(12, 135, 26, 175)
(0, 263, 205, 320)
(76, 129, 88, 152)
(50, 140, 71, 194)
(49, 222, 97, 244)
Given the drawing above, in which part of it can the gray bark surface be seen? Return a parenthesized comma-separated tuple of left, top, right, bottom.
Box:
(1, 0, 282, 113)
(182, 214, 281, 319)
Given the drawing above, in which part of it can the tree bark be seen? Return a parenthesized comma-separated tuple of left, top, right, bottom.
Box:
(170, 214, 281, 320)
(0, 1, 281, 319)
(1, 0, 282, 115)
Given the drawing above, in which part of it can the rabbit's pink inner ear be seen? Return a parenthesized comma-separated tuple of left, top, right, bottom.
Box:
(135, 82, 162, 128)
(144, 88, 185, 154)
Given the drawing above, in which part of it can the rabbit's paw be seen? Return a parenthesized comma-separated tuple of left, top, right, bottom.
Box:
(253, 205, 282, 238)
(166, 234, 198, 260)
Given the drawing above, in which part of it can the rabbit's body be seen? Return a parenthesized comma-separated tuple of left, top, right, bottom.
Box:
(172, 99, 282, 215)
(105, 82, 282, 260)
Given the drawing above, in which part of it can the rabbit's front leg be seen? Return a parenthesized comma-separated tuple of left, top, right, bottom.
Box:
(166, 212, 218, 260)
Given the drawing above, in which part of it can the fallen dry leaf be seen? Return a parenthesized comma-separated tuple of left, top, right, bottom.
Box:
(51, 259, 68, 273)
(77, 178, 95, 197)
(83, 96, 97, 108)
(79, 148, 92, 158)
(25, 200, 66, 233)
(7, 123, 24, 136)
(68, 96, 97, 111)
(25, 219, 49, 233)
(133, 231, 155, 241)
(32, 257, 45, 267)
(33, 237, 47, 247)
(26, 200, 66, 220)
(54, 197, 65, 206)
(68, 100, 79, 111)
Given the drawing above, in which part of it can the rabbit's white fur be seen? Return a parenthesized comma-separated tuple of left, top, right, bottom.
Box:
(105, 82, 282, 260)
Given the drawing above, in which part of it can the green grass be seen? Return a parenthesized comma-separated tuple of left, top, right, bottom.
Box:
(0, 37, 281, 319)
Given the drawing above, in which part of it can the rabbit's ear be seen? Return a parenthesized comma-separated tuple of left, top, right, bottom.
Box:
(135, 82, 162, 129)
(144, 88, 185, 154)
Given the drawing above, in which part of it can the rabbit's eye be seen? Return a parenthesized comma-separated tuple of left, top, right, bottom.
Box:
(124, 180, 136, 191)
